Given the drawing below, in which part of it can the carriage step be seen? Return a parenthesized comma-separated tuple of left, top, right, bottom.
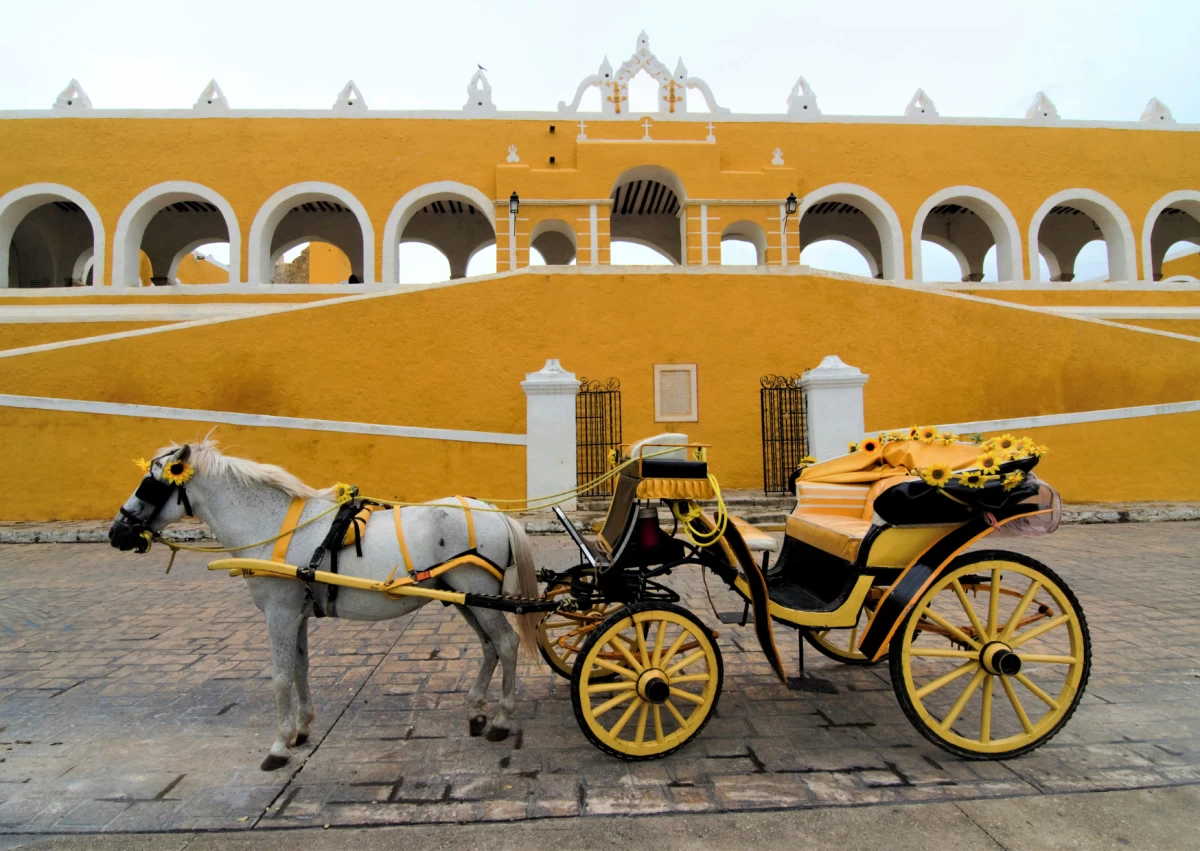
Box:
(767, 582, 842, 613)
(461, 592, 561, 614)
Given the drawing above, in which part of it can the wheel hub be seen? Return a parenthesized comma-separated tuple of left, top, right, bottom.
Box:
(636, 669, 670, 704)
(979, 641, 1021, 676)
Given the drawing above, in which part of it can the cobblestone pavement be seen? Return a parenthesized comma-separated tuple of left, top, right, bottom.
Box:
(0, 523, 1198, 834)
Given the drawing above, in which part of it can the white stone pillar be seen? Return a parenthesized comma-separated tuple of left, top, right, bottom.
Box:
(521, 359, 579, 510)
(798, 355, 869, 461)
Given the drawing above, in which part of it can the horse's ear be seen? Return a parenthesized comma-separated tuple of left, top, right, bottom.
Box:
(177, 443, 192, 462)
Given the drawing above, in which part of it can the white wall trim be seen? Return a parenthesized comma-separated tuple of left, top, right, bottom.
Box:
(0, 394, 526, 446)
(0, 183, 105, 288)
(1042, 306, 1200, 319)
(911, 185, 1022, 282)
(1028, 188, 1138, 282)
(1141, 189, 1200, 282)
(112, 181, 240, 287)
(382, 181, 496, 284)
(248, 182, 375, 285)
(875, 400, 1200, 438)
(798, 183, 905, 280)
(0, 304, 272, 323)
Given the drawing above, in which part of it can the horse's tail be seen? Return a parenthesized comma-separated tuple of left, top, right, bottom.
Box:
(504, 514, 541, 660)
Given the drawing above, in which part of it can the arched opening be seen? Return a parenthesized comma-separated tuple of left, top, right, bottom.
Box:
(113, 182, 238, 287)
(397, 243, 452, 284)
(919, 239, 969, 282)
(800, 239, 876, 277)
(609, 166, 685, 264)
(530, 219, 577, 265)
(383, 181, 496, 284)
(912, 188, 1021, 282)
(797, 185, 904, 280)
(272, 241, 355, 284)
(467, 243, 497, 276)
(720, 220, 766, 265)
(0, 185, 103, 288)
(1029, 189, 1135, 282)
(610, 241, 674, 265)
(171, 241, 231, 285)
(249, 182, 374, 285)
(1143, 193, 1200, 281)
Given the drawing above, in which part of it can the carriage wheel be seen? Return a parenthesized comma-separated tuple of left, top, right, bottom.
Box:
(571, 603, 723, 760)
(803, 588, 887, 665)
(890, 551, 1090, 760)
(537, 579, 624, 680)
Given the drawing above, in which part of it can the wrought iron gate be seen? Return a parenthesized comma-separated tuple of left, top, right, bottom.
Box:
(760, 374, 808, 494)
(576, 378, 622, 497)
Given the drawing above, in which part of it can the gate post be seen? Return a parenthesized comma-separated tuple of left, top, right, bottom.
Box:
(521, 358, 579, 510)
(798, 355, 869, 462)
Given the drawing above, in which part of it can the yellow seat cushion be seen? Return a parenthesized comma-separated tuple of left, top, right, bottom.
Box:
(731, 516, 779, 553)
(786, 513, 872, 563)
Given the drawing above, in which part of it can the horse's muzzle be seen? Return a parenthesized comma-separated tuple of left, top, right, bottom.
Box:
(109, 518, 150, 553)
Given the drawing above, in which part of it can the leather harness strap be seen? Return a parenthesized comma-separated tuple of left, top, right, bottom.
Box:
(273, 497, 307, 563)
(392, 507, 415, 574)
(456, 496, 477, 549)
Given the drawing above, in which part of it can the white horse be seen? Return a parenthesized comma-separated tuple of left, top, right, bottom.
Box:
(109, 440, 539, 771)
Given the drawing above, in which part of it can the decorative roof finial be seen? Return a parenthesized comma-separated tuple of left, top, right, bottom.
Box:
(333, 80, 367, 111)
(463, 68, 496, 114)
(1025, 91, 1059, 121)
(904, 88, 938, 119)
(53, 79, 91, 111)
(1140, 97, 1175, 125)
(787, 76, 820, 119)
(194, 79, 229, 112)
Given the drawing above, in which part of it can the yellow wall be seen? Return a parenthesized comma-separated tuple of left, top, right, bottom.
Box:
(308, 242, 353, 283)
(1118, 319, 1200, 337)
(1162, 251, 1200, 279)
(1, 322, 168, 351)
(174, 253, 230, 284)
(1, 117, 1198, 283)
(0, 270, 1196, 517)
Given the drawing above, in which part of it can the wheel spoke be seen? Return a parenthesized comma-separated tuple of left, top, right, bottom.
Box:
(587, 681, 637, 694)
(669, 687, 705, 705)
(665, 648, 707, 678)
(634, 701, 649, 745)
(651, 619, 667, 668)
(1015, 673, 1060, 710)
(653, 705, 665, 743)
(909, 647, 979, 659)
(592, 689, 637, 716)
(914, 660, 978, 700)
(1001, 675, 1035, 734)
(610, 633, 645, 673)
(635, 621, 650, 668)
(669, 673, 712, 684)
(999, 580, 1042, 642)
(980, 676, 994, 744)
(608, 695, 643, 738)
(849, 622, 859, 652)
(951, 579, 988, 643)
(659, 630, 689, 669)
(591, 656, 640, 681)
(920, 609, 981, 650)
(940, 668, 986, 731)
(987, 568, 1000, 637)
(1018, 654, 1078, 665)
(664, 698, 687, 728)
(1009, 614, 1070, 649)
(542, 620, 583, 629)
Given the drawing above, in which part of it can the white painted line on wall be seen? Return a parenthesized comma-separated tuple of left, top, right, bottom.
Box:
(0, 394, 526, 446)
(0, 304, 273, 322)
(873, 400, 1200, 438)
(1044, 306, 1200, 319)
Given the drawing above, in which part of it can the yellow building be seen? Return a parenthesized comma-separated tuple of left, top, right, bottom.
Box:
(0, 36, 1197, 518)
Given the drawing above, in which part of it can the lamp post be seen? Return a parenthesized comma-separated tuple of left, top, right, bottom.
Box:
(782, 192, 798, 266)
(508, 192, 520, 271)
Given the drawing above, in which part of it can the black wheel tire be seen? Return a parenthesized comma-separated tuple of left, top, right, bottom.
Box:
(570, 602, 723, 761)
(889, 550, 1091, 760)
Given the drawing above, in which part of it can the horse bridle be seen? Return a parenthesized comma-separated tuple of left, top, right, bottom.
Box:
(114, 450, 194, 552)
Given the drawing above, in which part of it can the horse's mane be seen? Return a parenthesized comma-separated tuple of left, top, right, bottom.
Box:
(160, 439, 333, 500)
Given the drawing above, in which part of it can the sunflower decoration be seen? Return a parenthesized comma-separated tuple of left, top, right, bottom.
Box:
(798, 455, 817, 468)
(939, 432, 960, 445)
(1002, 470, 1026, 491)
(975, 451, 1003, 475)
(908, 426, 920, 440)
(957, 470, 994, 489)
(161, 458, 195, 486)
(918, 464, 953, 488)
(1009, 436, 1035, 458)
(333, 482, 358, 503)
(847, 441, 859, 453)
(1029, 443, 1050, 458)
(988, 434, 1019, 455)
(917, 425, 940, 444)
(859, 437, 881, 453)
(133, 457, 151, 473)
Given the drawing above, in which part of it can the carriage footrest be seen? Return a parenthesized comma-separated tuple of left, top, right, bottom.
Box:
(461, 592, 560, 614)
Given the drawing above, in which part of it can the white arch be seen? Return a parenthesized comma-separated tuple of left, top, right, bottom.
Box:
(529, 218, 577, 247)
(0, 183, 104, 288)
(918, 235, 971, 281)
(1028, 188, 1137, 283)
(800, 235, 881, 278)
(721, 220, 768, 266)
(167, 239, 233, 282)
(1141, 190, 1200, 282)
(71, 247, 94, 283)
(911, 186, 1022, 282)
(797, 183, 904, 280)
(1037, 242, 1062, 280)
(249, 182, 375, 285)
(382, 181, 496, 284)
(112, 181, 240, 288)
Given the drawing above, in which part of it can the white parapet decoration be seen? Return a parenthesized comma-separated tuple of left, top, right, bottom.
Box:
(53, 79, 91, 111)
(904, 88, 938, 120)
(1025, 91, 1059, 122)
(333, 80, 367, 111)
(463, 69, 496, 114)
(798, 355, 870, 462)
(1140, 97, 1175, 125)
(521, 359, 579, 510)
(194, 80, 229, 112)
(787, 76, 821, 119)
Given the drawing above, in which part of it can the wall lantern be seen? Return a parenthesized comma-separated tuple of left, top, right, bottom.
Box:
(509, 192, 520, 216)
(785, 192, 798, 217)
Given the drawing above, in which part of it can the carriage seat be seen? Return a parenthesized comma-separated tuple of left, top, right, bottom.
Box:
(785, 477, 913, 562)
(731, 516, 779, 553)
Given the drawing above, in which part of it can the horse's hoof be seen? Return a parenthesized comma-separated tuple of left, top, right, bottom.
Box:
(260, 754, 289, 771)
(485, 725, 510, 743)
(294, 733, 309, 747)
(469, 715, 487, 737)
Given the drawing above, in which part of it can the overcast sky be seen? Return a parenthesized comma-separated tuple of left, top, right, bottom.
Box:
(3, 1, 1194, 281)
